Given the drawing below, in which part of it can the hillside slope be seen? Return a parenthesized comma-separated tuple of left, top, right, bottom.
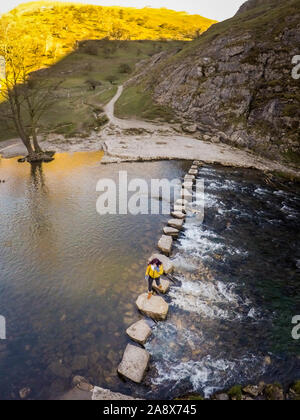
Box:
(0, 1, 216, 72)
(130, 0, 300, 167)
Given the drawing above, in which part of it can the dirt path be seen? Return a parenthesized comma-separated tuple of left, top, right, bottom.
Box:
(103, 85, 170, 132)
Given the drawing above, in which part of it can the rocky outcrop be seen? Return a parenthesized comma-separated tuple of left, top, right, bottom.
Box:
(182, 380, 300, 400)
(131, 0, 300, 168)
(136, 293, 169, 320)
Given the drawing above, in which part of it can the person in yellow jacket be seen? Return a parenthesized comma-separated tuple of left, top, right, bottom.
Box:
(145, 258, 164, 299)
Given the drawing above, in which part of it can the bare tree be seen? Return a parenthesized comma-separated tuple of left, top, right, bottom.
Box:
(0, 23, 60, 161)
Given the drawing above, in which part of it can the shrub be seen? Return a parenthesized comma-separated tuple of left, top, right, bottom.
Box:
(118, 63, 132, 74)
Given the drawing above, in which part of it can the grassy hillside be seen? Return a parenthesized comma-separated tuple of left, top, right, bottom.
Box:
(0, 1, 216, 73)
(0, 39, 185, 141)
(0, 1, 216, 142)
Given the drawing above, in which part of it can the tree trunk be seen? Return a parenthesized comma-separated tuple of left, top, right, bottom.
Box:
(32, 127, 43, 153)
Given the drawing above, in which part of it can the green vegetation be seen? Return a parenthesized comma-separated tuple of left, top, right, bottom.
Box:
(292, 381, 300, 395)
(0, 40, 184, 141)
(228, 385, 243, 400)
(1, 1, 216, 75)
(115, 85, 174, 121)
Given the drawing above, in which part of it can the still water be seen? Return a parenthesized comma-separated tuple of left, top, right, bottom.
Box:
(0, 153, 189, 400)
(0, 153, 299, 399)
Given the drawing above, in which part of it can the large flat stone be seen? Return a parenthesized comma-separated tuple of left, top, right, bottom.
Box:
(163, 226, 179, 237)
(193, 161, 201, 166)
(188, 169, 198, 175)
(174, 205, 186, 213)
(168, 218, 184, 230)
(92, 386, 140, 400)
(171, 211, 185, 219)
(184, 175, 195, 181)
(176, 199, 188, 206)
(126, 320, 152, 345)
(158, 235, 173, 256)
(181, 189, 193, 202)
(117, 344, 150, 383)
(182, 181, 193, 188)
(149, 253, 173, 274)
(152, 277, 170, 294)
(190, 165, 198, 170)
(136, 293, 169, 320)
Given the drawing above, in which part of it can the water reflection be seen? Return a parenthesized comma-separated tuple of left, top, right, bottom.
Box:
(0, 153, 189, 400)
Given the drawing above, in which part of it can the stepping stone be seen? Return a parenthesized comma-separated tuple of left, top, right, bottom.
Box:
(174, 205, 186, 213)
(190, 165, 198, 170)
(149, 253, 173, 274)
(92, 386, 140, 400)
(152, 277, 170, 294)
(193, 161, 201, 166)
(163, 226, 179, 237)
(171, 211, 185, 219)
(176, 199, 188, 206)
(184, 175, 195, 181)
(189, 169, 198, 175)
(126, 320, 152, 345)
(136, 293, 169, 321)
(117, 344, 150, 383)
(168, 218, 184, 230)
(158, 235, 173, 256)
(181, 189, 193, 202)
(182, 182, 193, 189)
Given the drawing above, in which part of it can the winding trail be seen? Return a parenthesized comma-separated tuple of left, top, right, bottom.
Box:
(103, 85, 169, 132)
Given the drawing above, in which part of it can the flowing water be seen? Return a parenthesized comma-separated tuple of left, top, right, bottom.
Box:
(0, 154, 299, 399)
(146, 165, 300, 398)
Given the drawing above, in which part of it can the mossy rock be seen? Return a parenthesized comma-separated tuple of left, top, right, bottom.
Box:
(289, 381, 300, 400)
(228, 385, 243, 400)
(264, 383, 284, 400)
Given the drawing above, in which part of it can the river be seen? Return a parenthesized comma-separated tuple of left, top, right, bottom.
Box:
(0, 153, 299, 399)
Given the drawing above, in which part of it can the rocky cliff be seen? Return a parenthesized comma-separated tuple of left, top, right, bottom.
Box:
(131, 0, 300, 168)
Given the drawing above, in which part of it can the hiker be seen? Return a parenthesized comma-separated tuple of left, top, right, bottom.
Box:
(145, 258, 164, 299)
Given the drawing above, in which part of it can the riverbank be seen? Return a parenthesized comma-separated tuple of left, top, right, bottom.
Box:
(1, 128, 299, 182)
(1, 84, 299, 181)
(57, 376, 300, 400)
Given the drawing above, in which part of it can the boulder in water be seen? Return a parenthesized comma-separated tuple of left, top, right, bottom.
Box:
(168, 218, 184, 230)
(152, 277, 170, 294)
(126, 320, 152, 345)
(149, 253, 173, 274)
(188, 169, 198, 175)
(163, 226, 179, 237)
(158, 235, 173, 255)
(117, 344, 150, 383)
(92, 386, 140, 400)
(171, 211, 185, 219)
(136, 293, 169, 320)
